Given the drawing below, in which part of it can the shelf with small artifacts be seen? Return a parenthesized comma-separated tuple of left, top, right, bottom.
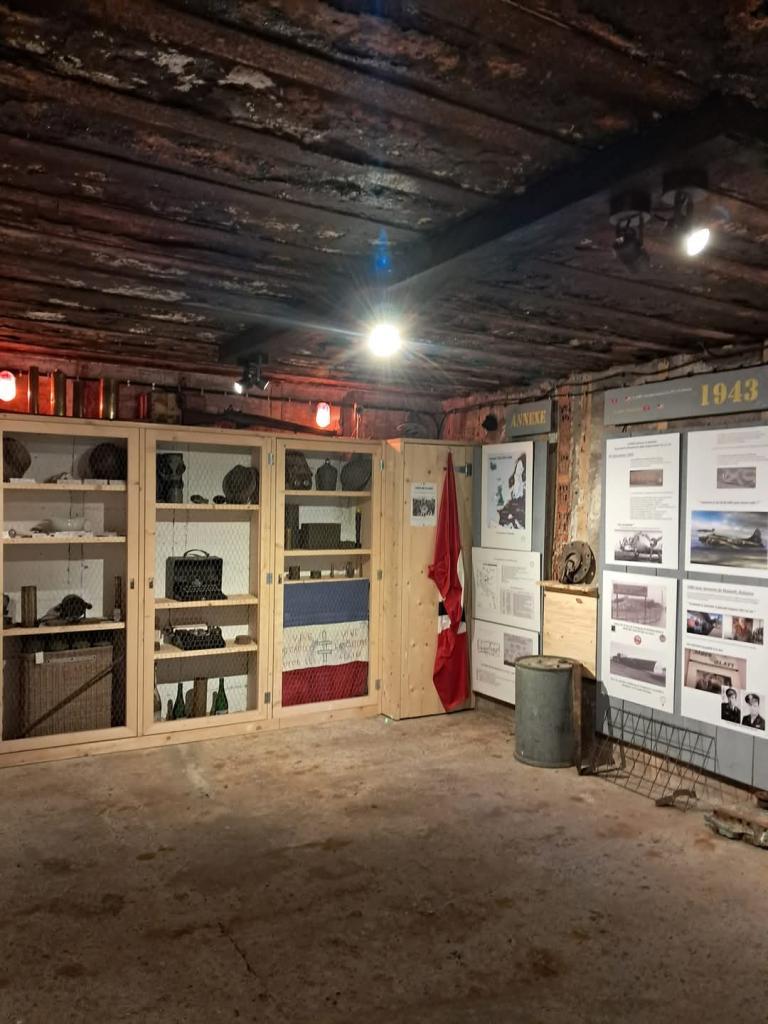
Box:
(274, 438, 382, 718)
(0, 417, 141, 754)
(142, 428, 273, 735)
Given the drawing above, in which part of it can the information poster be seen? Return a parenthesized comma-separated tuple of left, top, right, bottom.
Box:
(685, 426, 768, 579)
(604, 434, 680, 570)
(480, 442, 533, 551)
(410, 482, 437, 527)
(601, 571, 677, 711)
(471, 619, 537, 704)
(681, 580, 768, 738)
(472, 547, 541, 631)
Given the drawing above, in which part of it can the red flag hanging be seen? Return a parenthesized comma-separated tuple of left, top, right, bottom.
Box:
(427, 453, 469, 711)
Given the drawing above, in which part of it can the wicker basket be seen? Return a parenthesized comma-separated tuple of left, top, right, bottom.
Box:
(15, 644, 115, 738)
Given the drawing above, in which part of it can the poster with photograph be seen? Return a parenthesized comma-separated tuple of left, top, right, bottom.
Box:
(604, 434, 680, 570)
(481, 442, 533, 551)
(410, 482, 437, 527)
(472, 547, 541, 631)
(601, 571, 677, 711)
(681, 580, 768, 739)
(471, 619, 538, 704)
(685, 426, 768, 579)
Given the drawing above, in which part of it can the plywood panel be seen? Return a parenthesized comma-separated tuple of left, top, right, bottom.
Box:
(399, 442, 474, 719)
(542, 588, 597, 679)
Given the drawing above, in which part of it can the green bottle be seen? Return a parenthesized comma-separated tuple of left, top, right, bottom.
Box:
(214, 677, 229, 715)
(172, 682, 186, 720)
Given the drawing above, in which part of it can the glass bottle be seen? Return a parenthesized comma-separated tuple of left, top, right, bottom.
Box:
(172, 682, 186, 720)
(214, 677, 229, 715)
(153, 668, 162, 722)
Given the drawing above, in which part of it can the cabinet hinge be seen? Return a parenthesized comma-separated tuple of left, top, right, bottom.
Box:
(267, 451, 275, 466)
(379, 458, 384, 471)
(266, 572, 273, 585)
(264, 692, 271, 704)
(455, 463, 472, 476)
(376, 569, 383, 580)
(374, 679, 381, 691)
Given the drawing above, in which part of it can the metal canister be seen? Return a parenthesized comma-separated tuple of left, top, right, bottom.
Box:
(27, 366, 39, 415)
(514, 655, 576, 768)
(99, 378, 118, 420)
(71, 378, 85, 419)
(52, 371, 66, 416)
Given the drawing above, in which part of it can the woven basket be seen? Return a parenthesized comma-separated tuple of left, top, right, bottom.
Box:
(15, 644, 114, 738)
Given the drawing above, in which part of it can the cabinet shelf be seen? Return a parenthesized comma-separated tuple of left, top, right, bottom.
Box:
(154, 594, 258, 610)
(284, 548, 371, 557)
(3, 482, 127, 493)
(4, 620, 125, 638)
(284, 576, 366, 585)
(155, 640, 258, 661)
(3, 534, 126, 545)
(156, 503, 259, 512)
(284, 490, 370, 498)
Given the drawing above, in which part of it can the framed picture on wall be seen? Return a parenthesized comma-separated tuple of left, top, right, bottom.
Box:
(480, 441, 533, 551)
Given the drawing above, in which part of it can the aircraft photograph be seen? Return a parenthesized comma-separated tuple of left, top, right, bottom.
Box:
(690, 510, 768, 570)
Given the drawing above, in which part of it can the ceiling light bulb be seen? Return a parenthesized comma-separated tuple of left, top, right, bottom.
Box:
(0, 370, 16, 402)
(315, 401, 331, 428)
(368, 322, 402, 358)
(233, 380, 245, 395)
(685, 227, 710, 257)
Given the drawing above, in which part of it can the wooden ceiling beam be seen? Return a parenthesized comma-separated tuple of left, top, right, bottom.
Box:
(77, 0, 581, 157)
(168, 0, 699, 144)
(0, 63, 482, 231)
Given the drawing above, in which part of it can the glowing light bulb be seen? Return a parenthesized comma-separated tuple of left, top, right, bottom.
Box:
(315, 401, 331, 428)
(0, 370, 16, 402)
(685, 227, 710, 257)
(367, 323, 402, 358)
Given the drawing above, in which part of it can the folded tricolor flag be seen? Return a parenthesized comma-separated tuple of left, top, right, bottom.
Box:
(428, 454, 469, 711)
(282, 579, 369, 707)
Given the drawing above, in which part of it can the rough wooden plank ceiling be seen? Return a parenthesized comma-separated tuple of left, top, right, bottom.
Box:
(0, 1, 767, 397)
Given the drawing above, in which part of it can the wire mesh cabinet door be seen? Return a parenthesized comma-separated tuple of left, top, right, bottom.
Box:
(274, 437, 383, 719)
(142, 428, 274, 735)
(0, 416, 142, 758)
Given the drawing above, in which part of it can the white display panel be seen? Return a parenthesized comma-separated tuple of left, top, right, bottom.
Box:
(471, 619, 538, 704)
(472, 547, 541, 631)
(685, 426, 768, 579)
(681, 580, 768, 738)
(600, 571, 678, 711)
(604, 434, 680, 570)
(480, 442, 533, 551)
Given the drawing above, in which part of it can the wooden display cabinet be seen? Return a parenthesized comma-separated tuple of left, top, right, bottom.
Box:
(141, 428, 274, 737)
(273, 437, 382, 719)
(0, 417, 141, 757)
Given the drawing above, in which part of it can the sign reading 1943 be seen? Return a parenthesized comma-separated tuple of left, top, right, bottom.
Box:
(604, 367, 768, 426)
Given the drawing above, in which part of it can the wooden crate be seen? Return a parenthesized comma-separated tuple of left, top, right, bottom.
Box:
(541, 581, 598, 679)
(15, 644, 114, 738)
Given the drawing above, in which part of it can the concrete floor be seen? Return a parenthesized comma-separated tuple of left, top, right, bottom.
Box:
(0, 710, 765, 1024)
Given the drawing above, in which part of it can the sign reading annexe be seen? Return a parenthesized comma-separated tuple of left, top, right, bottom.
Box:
(504, 399, 552, 437)
(604, 367, 768, 426)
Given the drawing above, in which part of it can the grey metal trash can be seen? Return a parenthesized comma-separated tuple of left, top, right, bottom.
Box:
(514, 655, 576, 768)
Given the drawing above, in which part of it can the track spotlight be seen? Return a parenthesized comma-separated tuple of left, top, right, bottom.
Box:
(609, 191, 651, 272)
(233, 358, 270, 394)
(368, 322, 402, 358)
(661, 169, 711, 257)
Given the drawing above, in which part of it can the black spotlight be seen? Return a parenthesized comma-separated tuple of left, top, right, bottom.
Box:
(609, 190, 651, 271)
(481, 413, 499, 433)
(661, 169, 711, 257)
(234, 356, 270, 394)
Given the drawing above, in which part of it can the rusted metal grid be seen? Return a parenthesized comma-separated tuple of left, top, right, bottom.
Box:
(590, 705, 715, 810)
